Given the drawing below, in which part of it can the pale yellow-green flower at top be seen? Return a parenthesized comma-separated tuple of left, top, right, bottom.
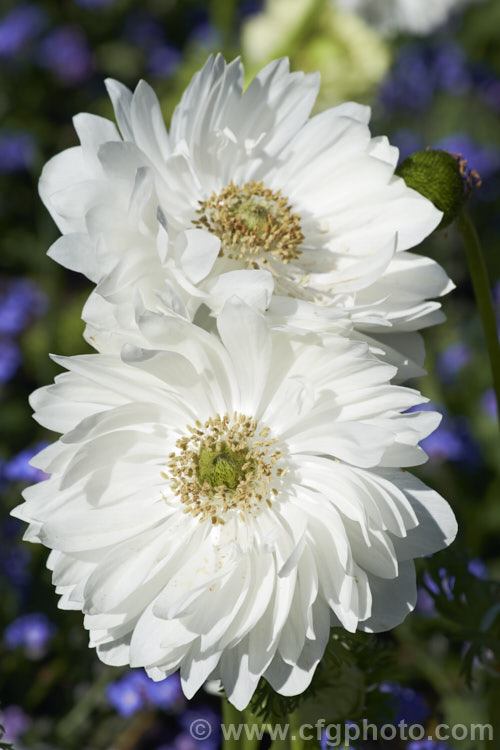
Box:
(241, 0, 390, 106)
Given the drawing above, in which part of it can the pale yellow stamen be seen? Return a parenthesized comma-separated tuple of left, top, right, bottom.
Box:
(193, 180, 304, 268)
(165, 412, 285, 525)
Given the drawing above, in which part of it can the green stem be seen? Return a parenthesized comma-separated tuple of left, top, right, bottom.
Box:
(221, 697, 246, 750)
(457, 208, 500, 432)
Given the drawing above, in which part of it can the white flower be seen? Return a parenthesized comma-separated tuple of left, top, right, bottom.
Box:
(40, 55, 452, 377)
(335, 0, 482, 36)
(13, 299, 456, 709)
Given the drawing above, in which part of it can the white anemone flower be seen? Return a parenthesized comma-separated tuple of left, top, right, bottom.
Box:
(335, 0, 482, 36)
(13, 299, 456, 709)
(40, 55, 452, 377)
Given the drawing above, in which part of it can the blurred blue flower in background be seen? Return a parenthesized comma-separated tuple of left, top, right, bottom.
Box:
(0, 278, 47, 337)
(0, 130, 36, 174)
(481, 388, 498, 420)
(422, 419, 480, 466)
(0, 705, 31, 744)
(38, 26, 94, 85)
(73, 0, 116, 9)
(0, 3, 45, 59)
(147, 44, 181, 79)
(380, 41, 472, 114)
(0, 338, 22, 383)
(380, 46, 435, 112)
(408, 741, 453, 750)
(177, 706, 221, 749)
(0, 543, 31, 587)
(432, 42, 470, 94)
(417, 559, 488, 615)
(106, 670, 183, 717)
(436, 342, 471, 383)
(434, 133, 500, 179)
(4, 442, 50, 483)
(4, 612, 56, 658)
(379, 681, 429, 725)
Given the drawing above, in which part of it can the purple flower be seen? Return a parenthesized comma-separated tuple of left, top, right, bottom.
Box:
(431, 42, 470, 94)
(143, 672, 183, 708)
(433, 134, 500, 181)
(106, 670, 183, 717)
(414, 406, 481, 468)
(38, 26, 93, 85)
(1, 545, 31, 587)
(122, 12, 165, 49)
(178, 707, 221, 748)
(436, 342, 471, 383)
(147, 45, 181, 78)
(73, 0, 115, 8)
(408, 742, 452, 750)
(4, 442, 50, 483)
(415, 585, 436, 615)
(0, 705, 31, 743)
(0, 278, 47, 336)
(4, 613, 56, 657)
(379, 682, 429, 725)
(380, 46, 435, 112)
(172, 731, 219, 750)
(481, 388, 498, 420)
(0, 130, 36, 173)
(0, 3, 45, 58)
(468, 558, 488, 580)
(0, 338, 22, 383)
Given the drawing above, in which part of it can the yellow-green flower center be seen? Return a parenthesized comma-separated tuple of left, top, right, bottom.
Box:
(193, 180, 304, 268)
(163, 412, 286, 525)
(197, 443, 250, 490)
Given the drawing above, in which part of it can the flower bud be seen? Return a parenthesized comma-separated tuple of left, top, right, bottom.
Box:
(396, 149, 481, 228)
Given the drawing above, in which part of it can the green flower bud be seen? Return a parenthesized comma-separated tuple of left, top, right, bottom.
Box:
(396, 149, 481, 229)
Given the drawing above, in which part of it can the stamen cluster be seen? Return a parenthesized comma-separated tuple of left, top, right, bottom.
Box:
(164, 412, 285, 525)
(193, 180, 304, 268)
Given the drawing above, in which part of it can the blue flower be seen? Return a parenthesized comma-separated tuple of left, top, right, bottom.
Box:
(431, 42, 470, 94)
(0, 3, 45, 58)
(418, 559, 487, 616)
(380, 46, 435, 112)
(147, 45, 181, 79)
(106, 672, 147, 717)
(433, 134, 500, 181)
(0, 338, 22, 383)
(0, 544, 31, 587)
(0, 131, 36, 174)
(37, 26, 94, 85)
(467, 558, 488, 580)
(0, 705, 31, 743)
(481, 388, 498, 420)
(106, 670, 183, 717)
(73, 0, 115, 8)
(4, 442, 50, 483)
(0, 278, 47, 336)
(178, 707, 221, 748)
(408, 741, 452, 750)
(436, 342, 471, 383)
(4, 613, 56, 657)
(379, 682, 429, 725)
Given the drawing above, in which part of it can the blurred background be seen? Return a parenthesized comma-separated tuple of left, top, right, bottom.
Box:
(1, 0, 500, 748)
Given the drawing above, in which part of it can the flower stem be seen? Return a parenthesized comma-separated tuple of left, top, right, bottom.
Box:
(221, 697, 243, 750)
(457, 208, 500, 432)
